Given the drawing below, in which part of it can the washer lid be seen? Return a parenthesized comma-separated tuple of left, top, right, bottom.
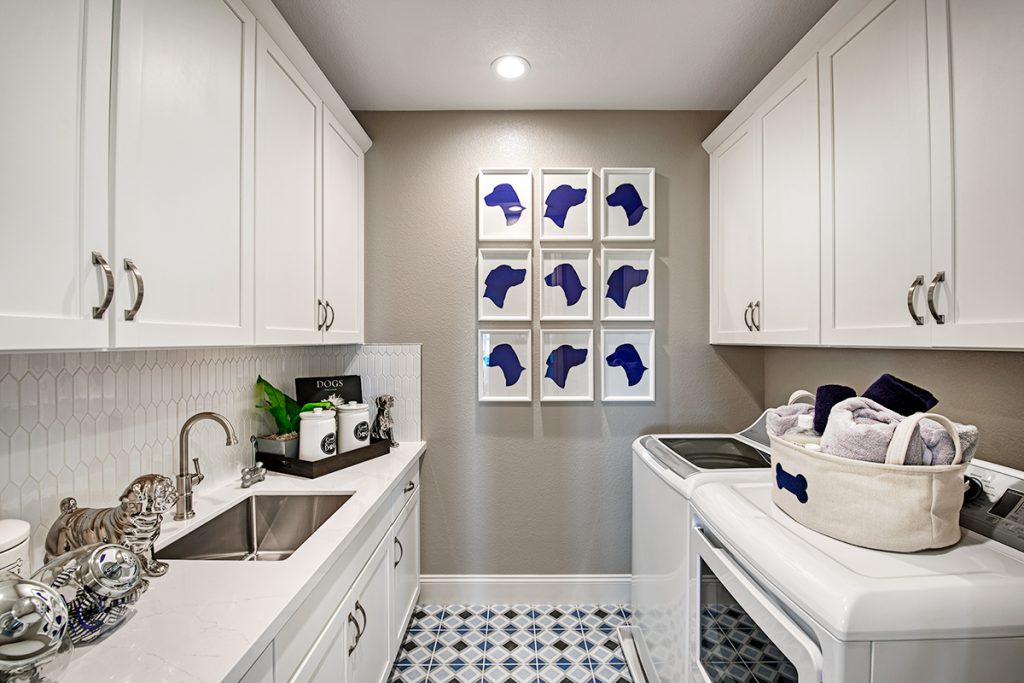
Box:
(692, 481, 1024, 641)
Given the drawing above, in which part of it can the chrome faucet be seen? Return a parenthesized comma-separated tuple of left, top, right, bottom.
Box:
(175, 412, 238, 520)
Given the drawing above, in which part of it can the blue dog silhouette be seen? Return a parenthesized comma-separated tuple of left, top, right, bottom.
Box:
(775, 463, 809, 504)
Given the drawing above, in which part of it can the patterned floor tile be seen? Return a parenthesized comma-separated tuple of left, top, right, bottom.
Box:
(530, 604, 581, 632)
(534, 629, 589, 662)
(389, 665, 432, 682)
(410, 605, 446, 632)
(393, 604, 637, 682)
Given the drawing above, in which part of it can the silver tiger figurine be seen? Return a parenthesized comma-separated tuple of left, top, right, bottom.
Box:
(44, 474, 178, 577)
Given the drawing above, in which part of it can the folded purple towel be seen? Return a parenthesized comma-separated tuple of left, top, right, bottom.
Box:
(862, 373, 938, 417)
(814, 384, 856, 434)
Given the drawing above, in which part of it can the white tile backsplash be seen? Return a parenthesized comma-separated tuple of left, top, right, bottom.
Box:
(0, 344, 421, 568)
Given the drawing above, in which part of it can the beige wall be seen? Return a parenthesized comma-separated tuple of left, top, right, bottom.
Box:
(356, 111, 765, 575)
(764, 348, 1024, 471)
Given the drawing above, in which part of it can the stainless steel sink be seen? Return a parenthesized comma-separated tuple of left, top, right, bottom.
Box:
(156, 494, 350, 561)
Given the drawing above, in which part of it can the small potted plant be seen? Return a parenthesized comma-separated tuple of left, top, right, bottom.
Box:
(255, 376, 330, 458)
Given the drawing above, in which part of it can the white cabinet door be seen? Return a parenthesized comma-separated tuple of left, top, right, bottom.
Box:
(0, 0, 113, 351)
(322, 109, 365, 345)
(927, 0, 1024, 349)
(347, 537, 392, 683)
(758, 58, 820, 346)
(112, 0, 255, 348)
(254, 25, 324, 346)
(710, 121, 761, 343)
(390, 495, 420, 652)
(820, 0, 932, 347)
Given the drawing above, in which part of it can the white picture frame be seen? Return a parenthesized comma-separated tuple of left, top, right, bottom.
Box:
(478, 169, 533, 241)
(600, 167, 655, 241)
(478, 248, 532, 321)
(539, 329, 594, 402)
(479, 329, 532, 402)
(601, 329, 655, 402)
(539, 248, 593, 321)
(600, 248, 655, 321)
(539, 168, 593, 241)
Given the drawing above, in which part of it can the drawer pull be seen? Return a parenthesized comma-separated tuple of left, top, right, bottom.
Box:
(347, 612, 361, 654)
(394, 537, 404, 567)
(927, 271, 945, 324)
(91, 252, 114, 319)
(316, 299, 327, 331)
(743, 302, 753, 331)
(403, 481, 416, 494)
(355, 600, 367, 633)
(123, 258, 145, 321)
(325, 300, 335, 331)
(907, 275, 925, 325)
(752, 300, 761, 331)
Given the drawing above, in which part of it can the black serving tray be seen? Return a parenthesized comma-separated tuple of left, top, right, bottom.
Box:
(259, 437, 391, 478)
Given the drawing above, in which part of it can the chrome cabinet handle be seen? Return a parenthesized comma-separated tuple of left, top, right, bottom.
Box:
(907, 275, 925, 325)
(123, 259, 145, 321)
(91, 252, 114, 319)
(403, 481, 416, 493)
(394, 537, 404, 567)
(325, 300, 335, 331)
(927, 271, 946, 324)
(743, 303, 753, 331)
(752, 301, 761, 331)
(347, 612, 361, 654)
(316, 299, 327, 331)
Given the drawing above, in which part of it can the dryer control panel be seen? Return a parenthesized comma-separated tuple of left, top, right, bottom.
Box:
(961, 460, 1024, 553)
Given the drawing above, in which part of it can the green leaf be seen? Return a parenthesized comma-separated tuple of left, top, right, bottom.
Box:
(255, 376, 334, 434)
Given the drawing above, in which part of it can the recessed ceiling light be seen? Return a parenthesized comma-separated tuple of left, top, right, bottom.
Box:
(491, 55, 530, 80)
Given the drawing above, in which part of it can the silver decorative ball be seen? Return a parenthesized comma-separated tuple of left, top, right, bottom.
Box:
(0, 571, 72, 679)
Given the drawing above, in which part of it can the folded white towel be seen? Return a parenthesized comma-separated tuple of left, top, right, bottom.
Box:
(766, 403, 814, 438)
(820, 396, 977, 465)
(820, 397, 910, 463)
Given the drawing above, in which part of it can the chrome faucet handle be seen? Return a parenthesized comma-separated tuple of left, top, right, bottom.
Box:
(191, 457, 204, 487)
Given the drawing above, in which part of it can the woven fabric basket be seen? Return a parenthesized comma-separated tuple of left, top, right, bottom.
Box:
(770, 393, 967, 552)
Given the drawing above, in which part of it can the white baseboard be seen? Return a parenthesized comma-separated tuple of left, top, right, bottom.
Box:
(419, 574, 631, 605)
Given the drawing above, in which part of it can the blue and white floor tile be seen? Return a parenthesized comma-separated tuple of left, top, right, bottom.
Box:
(390, 604, 633, 683)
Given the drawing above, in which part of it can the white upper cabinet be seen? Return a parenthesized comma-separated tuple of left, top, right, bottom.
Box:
(322, 109, 365, 345)
(709, 58, 820, 346)
(710, 122, 762, 343)
(927, 0, 1024, 349)
(759, 58, 820, 345)
(0, 0, 113, 351)
(0, 1, 368, 353)
(819, 0, 932, 347)
(254, 25, 324, 346)
(113, 0, 255, 348)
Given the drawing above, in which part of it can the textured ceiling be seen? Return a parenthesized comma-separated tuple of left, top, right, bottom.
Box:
(272, 0, 839, 111)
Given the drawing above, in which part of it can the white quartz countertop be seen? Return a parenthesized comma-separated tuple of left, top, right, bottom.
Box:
(62, 441, 427, 683)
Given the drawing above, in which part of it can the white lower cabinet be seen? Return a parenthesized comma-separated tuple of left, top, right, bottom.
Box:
(390, 495, 421, 651)
(267, 467, 420, 683)
(344, 536, 392, 683)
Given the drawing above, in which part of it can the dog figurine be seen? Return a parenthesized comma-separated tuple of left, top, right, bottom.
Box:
(45, 474, 178, 577)
(370, 395, 398, 447)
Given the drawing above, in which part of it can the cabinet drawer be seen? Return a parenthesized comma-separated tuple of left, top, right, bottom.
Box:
(390, 465, 420, 523)
(275, 500, 390, 681)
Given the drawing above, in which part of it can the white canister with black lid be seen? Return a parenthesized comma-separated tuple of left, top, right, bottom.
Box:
(337, 401, 370, 453)
(299, 407, 337, 461)
(0, 519, 31, 576)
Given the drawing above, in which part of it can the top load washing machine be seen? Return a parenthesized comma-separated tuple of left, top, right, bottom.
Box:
(630, 412, 776, 683)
